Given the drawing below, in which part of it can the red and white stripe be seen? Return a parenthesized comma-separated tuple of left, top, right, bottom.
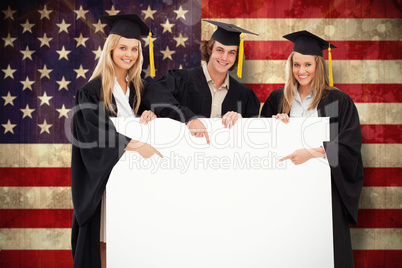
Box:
(0, 148, 73, 267)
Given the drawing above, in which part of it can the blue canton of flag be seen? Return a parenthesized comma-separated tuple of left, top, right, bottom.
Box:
(0, 0, 201, 144)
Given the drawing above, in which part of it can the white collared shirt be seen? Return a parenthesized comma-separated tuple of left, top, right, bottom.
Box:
(202, 63, 230, 118)
(290, 86, 326, 158)
(112, 77, 134, 117)
(290, 85, 318, 118)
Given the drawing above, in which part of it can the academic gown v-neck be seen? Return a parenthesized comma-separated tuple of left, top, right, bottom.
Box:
(143, 67, 260, 122)
(261, 88, 364, 268)
(71, 77, 144, 268)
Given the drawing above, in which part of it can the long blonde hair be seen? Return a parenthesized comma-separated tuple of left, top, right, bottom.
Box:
(280, 52, 338, 114)
(90, 34, 144, 115)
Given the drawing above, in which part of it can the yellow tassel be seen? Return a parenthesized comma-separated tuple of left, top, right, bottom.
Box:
(149, 31, 155, 78)
(328, 43, 333, 86)
(237, 33, 244, 78)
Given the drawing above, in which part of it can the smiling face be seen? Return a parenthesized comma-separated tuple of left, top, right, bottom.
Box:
(112, 37, 139, 76)
(207, 40, 238, 77)
(292, 52, 317, 91)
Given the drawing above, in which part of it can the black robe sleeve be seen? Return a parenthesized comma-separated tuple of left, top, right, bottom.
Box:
(143, 69, 197, 123)
(244, 88, 261, 118)
(260, 88, 284, 117)
(71, 79, 131, 268)
(144, 68, 261, 121)
(223, 76, 261, 118)
(319, 91, 364, 225)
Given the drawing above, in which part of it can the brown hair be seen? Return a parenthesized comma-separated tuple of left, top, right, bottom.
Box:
(280, 52, 338, 114)
(200, 39, 238, 71)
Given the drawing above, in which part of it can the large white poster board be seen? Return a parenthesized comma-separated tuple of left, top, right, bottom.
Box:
(107, 118, 333, 268)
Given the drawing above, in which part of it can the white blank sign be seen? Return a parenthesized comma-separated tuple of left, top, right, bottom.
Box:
(107, 118, 333, 268)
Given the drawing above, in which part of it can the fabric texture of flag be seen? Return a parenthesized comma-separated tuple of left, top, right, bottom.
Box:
(0, 0, 401, 267)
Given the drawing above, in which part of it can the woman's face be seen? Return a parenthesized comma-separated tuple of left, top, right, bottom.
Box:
(292, 52, 316, 89)
(112, 37, 139, 75)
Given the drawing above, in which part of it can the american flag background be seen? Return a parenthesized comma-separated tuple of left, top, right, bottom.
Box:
(0, 0, 400, 267)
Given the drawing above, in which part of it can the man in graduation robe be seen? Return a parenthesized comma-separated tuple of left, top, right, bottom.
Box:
(143, 20, 260, 143)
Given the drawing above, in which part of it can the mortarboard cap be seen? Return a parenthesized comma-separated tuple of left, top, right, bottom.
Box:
(284, 30, 337, 86)
(204, 20, 258, 78)
(283, 30, 336, 57)
(101, 14, 152, 40)
(101, 14, 156, 77)
(204, 20, 257, 46)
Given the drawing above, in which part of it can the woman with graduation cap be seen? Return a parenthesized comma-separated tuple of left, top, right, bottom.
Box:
(143, 20, 261, 144)
(70, 14, 162, 268)
(261, 30, 364, 267)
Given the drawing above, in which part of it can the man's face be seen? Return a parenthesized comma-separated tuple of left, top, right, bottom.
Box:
(207, 40, 238, 76)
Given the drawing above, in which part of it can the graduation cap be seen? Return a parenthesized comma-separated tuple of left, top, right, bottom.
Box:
(101, 14, 156, 77)
(204, 20, 258, 78)
(283, 30, 337, 86)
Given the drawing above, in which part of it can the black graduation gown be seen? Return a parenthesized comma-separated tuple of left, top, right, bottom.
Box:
(261, 88, 364, 268)
(143, 67, 261, 122)
(70, 77, 144, 268)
